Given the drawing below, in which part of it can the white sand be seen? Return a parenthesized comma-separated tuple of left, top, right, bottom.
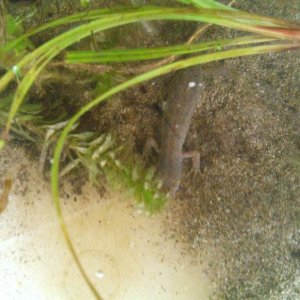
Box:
(0, 145, 211, 300)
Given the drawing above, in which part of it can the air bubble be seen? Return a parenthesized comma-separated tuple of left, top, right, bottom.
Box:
(95, 270, 105, 279)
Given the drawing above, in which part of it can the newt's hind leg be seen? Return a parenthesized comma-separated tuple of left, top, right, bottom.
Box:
(182, 150, 200, 173)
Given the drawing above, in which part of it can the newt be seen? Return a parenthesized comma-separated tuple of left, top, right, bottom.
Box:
(158, 66, 205, 196)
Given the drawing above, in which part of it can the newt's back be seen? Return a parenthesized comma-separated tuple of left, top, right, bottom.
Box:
(159, 66, 206, 195)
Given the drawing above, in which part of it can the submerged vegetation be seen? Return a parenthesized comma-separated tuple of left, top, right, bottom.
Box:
(0, 0, 299, 299)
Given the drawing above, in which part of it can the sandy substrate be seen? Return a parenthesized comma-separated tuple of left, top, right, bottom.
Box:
(0, 145, 211, 300)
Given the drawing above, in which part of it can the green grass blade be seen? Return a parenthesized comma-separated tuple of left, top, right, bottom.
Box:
(0, 7, 121, 55)
(176, 0, 235, 10)
(65, 35, 275, 63)
(2, 14, 141, 133)
(54, 210, 104, 300)
(1, 8, 299, 138)
(1, 7, 299, 135)
(1, 6, 299, 59)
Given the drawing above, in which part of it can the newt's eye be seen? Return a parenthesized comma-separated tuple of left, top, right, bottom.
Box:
(188, 81, 196, 88)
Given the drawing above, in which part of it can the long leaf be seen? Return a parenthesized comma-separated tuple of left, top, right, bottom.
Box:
(1, 7, 299, 137)
(65, 35, 274, 63)
(1, 6, 299, 58)
(176, 0, 235, 10)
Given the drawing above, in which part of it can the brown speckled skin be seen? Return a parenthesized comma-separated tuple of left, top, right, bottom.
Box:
(159, 66, 204, 195)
